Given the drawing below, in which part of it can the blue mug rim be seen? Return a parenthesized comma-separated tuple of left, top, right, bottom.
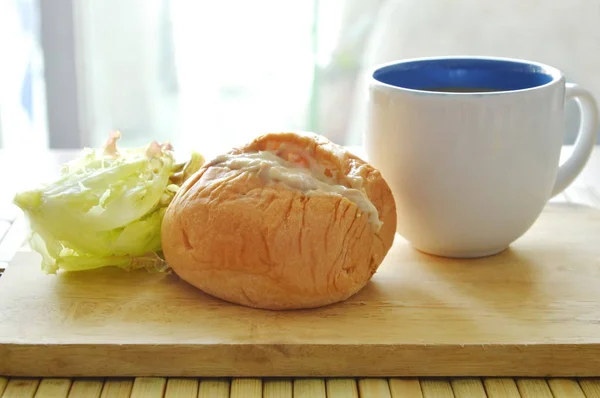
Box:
(370, 55, 564, 95)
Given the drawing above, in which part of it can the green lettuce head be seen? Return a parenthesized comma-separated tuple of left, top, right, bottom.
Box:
(13, 131, 204, 274)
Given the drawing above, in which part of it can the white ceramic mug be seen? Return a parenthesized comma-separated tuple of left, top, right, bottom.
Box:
(365, 56, 598, 258)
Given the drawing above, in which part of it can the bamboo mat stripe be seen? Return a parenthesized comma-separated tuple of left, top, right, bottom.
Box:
(1, 377, 600, 398)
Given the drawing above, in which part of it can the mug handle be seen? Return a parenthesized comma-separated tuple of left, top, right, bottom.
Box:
(551, 83, 599, 197)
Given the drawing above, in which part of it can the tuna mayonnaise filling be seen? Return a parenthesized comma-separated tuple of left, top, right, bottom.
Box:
(208, 151, 382, 230)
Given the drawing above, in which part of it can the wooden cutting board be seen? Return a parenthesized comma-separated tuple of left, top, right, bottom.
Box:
(1, 203, 599, 378)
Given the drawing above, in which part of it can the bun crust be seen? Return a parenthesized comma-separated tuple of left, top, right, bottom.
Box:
(161, 132, 397, 310)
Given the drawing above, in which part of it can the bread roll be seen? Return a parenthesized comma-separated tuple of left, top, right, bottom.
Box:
(161, 132, 397, 310)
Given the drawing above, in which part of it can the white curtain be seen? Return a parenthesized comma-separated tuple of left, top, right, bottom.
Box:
(40, 0, 388, 154)
(169, 0, 317, 157)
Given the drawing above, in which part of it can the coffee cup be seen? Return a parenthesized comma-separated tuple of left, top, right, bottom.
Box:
(364, 56, 598, 258)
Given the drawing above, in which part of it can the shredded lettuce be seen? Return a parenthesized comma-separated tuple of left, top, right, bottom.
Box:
(13, 131, 204, 274)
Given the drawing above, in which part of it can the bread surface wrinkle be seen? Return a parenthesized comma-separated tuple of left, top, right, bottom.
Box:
(161, 131, 397, 309)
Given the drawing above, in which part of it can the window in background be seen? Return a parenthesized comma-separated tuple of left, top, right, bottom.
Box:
(169, 0, 318, 156)
(0, 0, 47, 150)
(9, 0, 384, 156)
(36, 0, 374, 157)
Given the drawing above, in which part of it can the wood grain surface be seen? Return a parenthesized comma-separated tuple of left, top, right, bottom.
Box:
(1, 204, 600, 378)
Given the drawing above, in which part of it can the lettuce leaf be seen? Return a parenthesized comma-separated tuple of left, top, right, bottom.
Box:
(13, 131, 204, 274)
